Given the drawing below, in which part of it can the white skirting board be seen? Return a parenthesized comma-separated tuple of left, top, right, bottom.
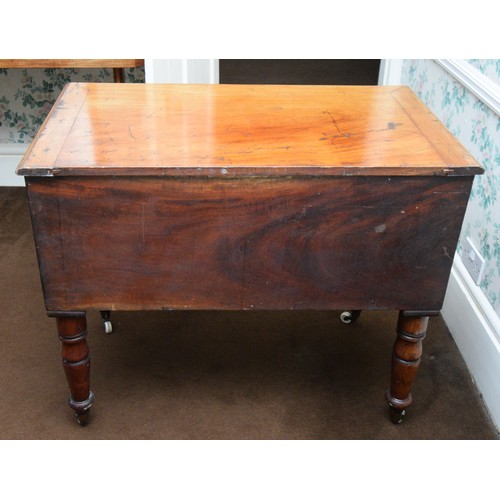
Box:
(0, 144, 28, 186)
(442, 256, 500, 431)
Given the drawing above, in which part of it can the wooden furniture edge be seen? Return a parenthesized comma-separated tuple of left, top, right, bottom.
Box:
(16, 83, 89, 175)
(390, 86, 482, 170)
(0, 59, 144, 68)
(15, 83, 484, 178)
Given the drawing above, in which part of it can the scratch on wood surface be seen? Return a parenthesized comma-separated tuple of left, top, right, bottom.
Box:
(141, 203, 145, 242)
(146, 108, 162, 119)
(240, 239, 248, 308)
(442, 246, 452, 260)
(329, 122, 403, 144)
(128, 126, 136, 140)
(325, 111, 341, 134)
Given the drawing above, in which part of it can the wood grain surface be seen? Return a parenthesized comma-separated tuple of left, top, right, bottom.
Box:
(27, 175, 472, 313)
(17, 83, 483, 178)
(0, 59, 144, 68)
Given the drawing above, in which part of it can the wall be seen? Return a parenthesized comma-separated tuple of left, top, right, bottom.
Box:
(0, 65, 145, 185)
(400, 59, 500, 429)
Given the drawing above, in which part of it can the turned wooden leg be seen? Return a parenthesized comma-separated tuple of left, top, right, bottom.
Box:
(55, 313, 95, 426)
(385, 311, 428, 424)
(113, 68, 125, 82)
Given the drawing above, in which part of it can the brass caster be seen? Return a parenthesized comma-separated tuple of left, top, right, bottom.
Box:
(75, 411, 90, 426)
(69, 391, 94, 426)
(389, 406, 406, 424)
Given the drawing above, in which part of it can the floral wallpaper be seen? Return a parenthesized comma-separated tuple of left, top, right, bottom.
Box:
(0, 66, 145, 143)
(401, 59, 500, 318)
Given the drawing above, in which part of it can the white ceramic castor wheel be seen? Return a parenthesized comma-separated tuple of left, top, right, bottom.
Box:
(340, 310, 361, 324)
(103, 320, 113, 334)
(100, 311, 113, 334)
(340, 311, 354, 324)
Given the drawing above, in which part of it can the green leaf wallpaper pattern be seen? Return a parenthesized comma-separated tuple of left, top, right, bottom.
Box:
(0, 66, 145, 143)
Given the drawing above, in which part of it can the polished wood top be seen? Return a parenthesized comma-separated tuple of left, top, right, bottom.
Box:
(17, 83, 482, 177)
(0, 59, 144, 68)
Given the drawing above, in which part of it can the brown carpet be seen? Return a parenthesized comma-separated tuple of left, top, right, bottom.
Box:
(0, 187, 497, 439)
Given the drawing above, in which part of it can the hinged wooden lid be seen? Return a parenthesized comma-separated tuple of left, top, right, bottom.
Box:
(17, 82, 483, 177)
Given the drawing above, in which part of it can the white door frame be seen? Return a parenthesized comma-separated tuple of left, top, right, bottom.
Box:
(144, 59, 219, 84)
(378, 59, 403, 85)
